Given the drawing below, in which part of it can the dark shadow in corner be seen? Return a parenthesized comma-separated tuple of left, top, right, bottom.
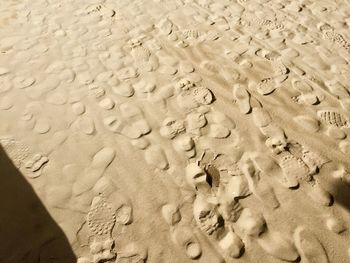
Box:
(0, 145, 76, 263)
(331, 179, 350, 213)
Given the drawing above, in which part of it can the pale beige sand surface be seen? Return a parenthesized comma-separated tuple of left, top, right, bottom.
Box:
(1, 0, 350, 262)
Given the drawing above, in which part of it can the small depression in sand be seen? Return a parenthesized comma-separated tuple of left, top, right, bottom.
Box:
(1, 0, 350, 262)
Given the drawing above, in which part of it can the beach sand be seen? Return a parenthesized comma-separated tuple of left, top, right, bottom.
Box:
(1, 0, 350, 262)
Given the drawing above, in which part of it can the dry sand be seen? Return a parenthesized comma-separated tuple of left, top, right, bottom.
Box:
(0, 0, 350, 262)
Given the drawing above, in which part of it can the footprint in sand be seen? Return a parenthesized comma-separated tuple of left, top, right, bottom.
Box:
(206, 29, 220, 41)
(160, 117, 186, 139)
(46, 90, 68, 105)
(158, 64, 178, 76)
(92, 176, 116, 198)
(115, 203, 133, 226)
(325, 216, 346, 234)
(0, 95, 13, 110)
(208, 124, 231, 139)
(317, 110, 349, 128)
(131, 137, 150, 150)
(241, 158, 280, 209)
(339, 141, 350, 155)
(104, 103, 151, 139)
(235, 207, 266, 238)
(20, 103, 52, 134)
(117, 242, 148, 263)
(319, 23, 350, 53)
(133, 78, 157, 98)
(71, 102, 86, 116)
(0, 137, 30, 168)
(173, 134, 196, 158)
(252, 107, 272, 128)
(89, 84, 106, 99)
(257, 230, 299, 262)
(112, 82, 135, 97)
(87, 196, 116, 262)
(257, 78, 278, 96)
(156, 18, 174, 35)
(162, 205, 202, 260)
(162, 204, 182, 226)
(118, 66, 139, 80)
(272, 59, 289, 78)
(292, 79, 320, 105)
(200, 60, 221, 76)
(174, 38, 189, 50)
(13, 74, 36, 89)
(0, 67, 10, 76)
(77, 116, 96, 135)
(89, 238, 116, 263)
(25, 74, 61, 100)
(99, 97, 115, 110)
(128, 38, 151, 62)
(173, 226, 202, 260)
(261, 125, 288, 155)
(218, 230, 244, 259)
(119, 102, 151, 136)
(120, 102, 151, 135)
(34, 117, 51, 134)
(24, 153, 49, 178)
(272, 140, 332, 205)
(87, 196, 116, 236)
(193, 193, 224, 237)
(182, 28, 202, 41)
(294, 226, 329, 263)
(0, 74, 14, 93)
(233, 83, 251, 114)
(179, 61, 195, 74)
(207, 110, 236, 133)
(185, 162, 209, 190)
(46, 182, 72, 209)
(293, 115, 320, 133)
(0, 136, 50, 178)
(278, 151, 308, 188)
(144, 145, 169, 170)
(192, 86, 214, 105)
(2, 1, 350, 262)
(236, 208, 299, 262)
(325, 80, 349, 101)
(72, 147, 115, 195)
(326, 126, 347, 140)
(303, 178, 333, 206)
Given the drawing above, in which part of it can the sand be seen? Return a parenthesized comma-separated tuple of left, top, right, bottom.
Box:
(0, 0, 350, 262)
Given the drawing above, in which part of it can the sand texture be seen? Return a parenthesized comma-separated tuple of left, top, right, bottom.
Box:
(1, 0, 350, 262)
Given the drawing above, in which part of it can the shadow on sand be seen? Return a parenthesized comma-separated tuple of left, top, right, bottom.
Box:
(331, 178, 350, 213)
(0, 145, 76, 263)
